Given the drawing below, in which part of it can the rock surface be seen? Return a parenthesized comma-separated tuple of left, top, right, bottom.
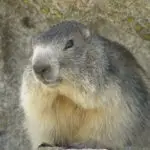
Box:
(0, 0, 149, 150)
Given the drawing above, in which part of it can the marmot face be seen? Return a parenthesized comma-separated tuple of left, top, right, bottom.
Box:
(31, 21, 91, 87)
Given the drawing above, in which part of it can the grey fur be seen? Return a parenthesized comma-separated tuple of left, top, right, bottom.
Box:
(21, 20, 150, 150)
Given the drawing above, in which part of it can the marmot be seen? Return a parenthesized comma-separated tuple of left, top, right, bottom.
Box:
(20, 20, 150, 150)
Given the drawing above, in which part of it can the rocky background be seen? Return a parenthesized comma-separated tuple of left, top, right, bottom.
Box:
(0, 0, 149, 150)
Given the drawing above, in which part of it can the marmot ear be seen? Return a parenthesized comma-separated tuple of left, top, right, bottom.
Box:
(81, 28, 91, 42)
(82, 28, 91, 38)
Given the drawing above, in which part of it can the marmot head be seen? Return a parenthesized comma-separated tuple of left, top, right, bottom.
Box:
(31, 21, 92, 87)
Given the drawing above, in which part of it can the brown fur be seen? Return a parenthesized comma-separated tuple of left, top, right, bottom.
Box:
(20, 70, 138, 150)
(20, 21, 149, 150)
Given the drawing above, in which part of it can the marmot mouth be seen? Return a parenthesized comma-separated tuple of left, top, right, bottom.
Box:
(42, 77, 63, 87)
(32, 69, 62, 87)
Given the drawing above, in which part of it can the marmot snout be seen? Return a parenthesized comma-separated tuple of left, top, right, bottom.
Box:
(20, 20, 150, 150)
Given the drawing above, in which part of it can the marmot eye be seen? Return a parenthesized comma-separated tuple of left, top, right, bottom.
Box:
(64, 39, 74, 50)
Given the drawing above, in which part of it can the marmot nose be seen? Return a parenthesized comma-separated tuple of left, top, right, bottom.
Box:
(33, 64, 51, 76)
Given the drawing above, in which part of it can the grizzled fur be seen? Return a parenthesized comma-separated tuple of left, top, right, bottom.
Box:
(20, 20, 150, 150)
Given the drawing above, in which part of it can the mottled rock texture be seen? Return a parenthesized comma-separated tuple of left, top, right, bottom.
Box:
(0, 0, 149, 150)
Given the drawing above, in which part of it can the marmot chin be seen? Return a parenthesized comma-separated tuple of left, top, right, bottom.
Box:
(20, 20, 150, 150)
